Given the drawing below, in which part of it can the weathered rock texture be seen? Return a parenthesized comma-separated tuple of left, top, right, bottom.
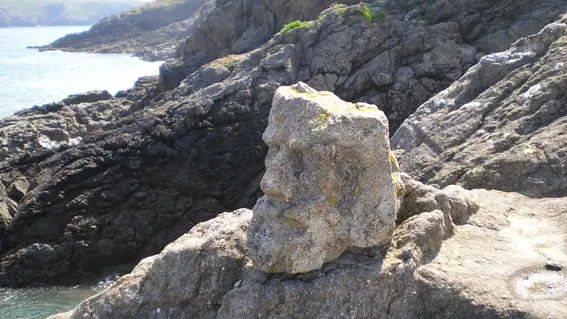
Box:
(50, 208, 253, 319)
(50, 183, 567, 318)
(248, 83, 397, 274)
(392, 16, 567, 198)
(2, 1, 567, 286)
(159, 0, 347, 88)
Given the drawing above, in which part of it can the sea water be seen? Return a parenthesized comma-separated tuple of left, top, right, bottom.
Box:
(0, 285, 106, 318)
(0, 26, 162, 118)
(0, 26, 161, 318)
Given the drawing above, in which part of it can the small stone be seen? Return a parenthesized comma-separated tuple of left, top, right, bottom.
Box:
(545, 262, 563, 271)
(8, 178, 30, 201)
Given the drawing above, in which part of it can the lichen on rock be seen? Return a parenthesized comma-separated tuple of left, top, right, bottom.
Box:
(247, 82, 398, 274)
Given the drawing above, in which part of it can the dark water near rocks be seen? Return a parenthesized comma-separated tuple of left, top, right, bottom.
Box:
(0, 285, 104, 319)
(0, 26, 162, 118)
(0, 26, 157, 318)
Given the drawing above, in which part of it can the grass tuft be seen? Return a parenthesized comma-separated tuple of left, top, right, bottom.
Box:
(280, 20, 311, 34)
(361, 6, 388, 23)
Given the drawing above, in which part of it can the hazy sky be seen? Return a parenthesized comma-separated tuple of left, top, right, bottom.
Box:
(0, 0, 155, 2)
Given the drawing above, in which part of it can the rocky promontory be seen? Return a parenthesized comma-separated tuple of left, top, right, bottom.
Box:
(0, 3, 566, 318)
(0, 1, 143, 27)
(50, 82, 567, 319)
(38, 0, 345, 61)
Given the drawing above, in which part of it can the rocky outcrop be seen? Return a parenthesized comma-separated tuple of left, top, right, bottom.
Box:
(158, 0, 348, 88)
(61, 91, 113, 106)
(162, 0, 567, 131)
(392, 16, 567, 198)
(3, 0, 567, 287)
(39, 0, 342, 62)
(38, 0, 210, 61)
(50, 85, 567, 319)
(248, 83, 398, 274)
(52, 190, 567, 318)
(50, 209, 253, 319)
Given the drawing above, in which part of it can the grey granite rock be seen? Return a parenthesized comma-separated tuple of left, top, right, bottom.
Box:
(50, 209, 253, 319)
(50, 186, 567, 318)
(392, 16, 567, 197)
(248, 83, 397, 274)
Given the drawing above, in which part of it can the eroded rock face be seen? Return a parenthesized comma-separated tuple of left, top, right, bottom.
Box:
(248, 83, 397, 274)
(397, 173, 480, 236)
(392, 17, 567, 197)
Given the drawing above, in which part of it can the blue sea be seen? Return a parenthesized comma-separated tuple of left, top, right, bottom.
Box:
(0, 26, 161, 318)
(0, 26, 162, 118)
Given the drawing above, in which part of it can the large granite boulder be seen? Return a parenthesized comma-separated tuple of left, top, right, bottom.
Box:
(248, 83, 398, 274)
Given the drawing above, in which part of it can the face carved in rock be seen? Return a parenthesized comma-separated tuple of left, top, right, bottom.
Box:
(248, 82, 397, 274)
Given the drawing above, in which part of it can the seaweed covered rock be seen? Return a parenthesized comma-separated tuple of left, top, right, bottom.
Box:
(248, 83, 398, 274)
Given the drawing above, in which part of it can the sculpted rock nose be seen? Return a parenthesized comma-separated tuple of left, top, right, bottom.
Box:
(261, 149, 295, 203)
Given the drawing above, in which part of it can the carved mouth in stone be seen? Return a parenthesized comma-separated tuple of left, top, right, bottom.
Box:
(510, 265, 567, 300)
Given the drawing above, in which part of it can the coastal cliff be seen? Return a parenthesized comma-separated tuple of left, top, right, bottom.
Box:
(1, 0, 567, 317)
(0, 0, 144, 27)
(37, 0, 209, 61)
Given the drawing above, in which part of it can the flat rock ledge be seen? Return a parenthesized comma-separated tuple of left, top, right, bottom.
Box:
(50, 85, 567, 319)
(49, 190, 567, 319)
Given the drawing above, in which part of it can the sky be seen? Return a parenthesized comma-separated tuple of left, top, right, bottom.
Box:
(0, 0, 154, 3)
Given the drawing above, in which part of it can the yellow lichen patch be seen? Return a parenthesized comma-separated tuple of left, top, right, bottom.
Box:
(328, 197, 337, 205)
(315, 113, 329, 129)
(207, 54, 243, 71)
(356, 103, 379, 112)
(285, 209, 293, 215)
(289, 87, 378, 115)
(392, 172, 402, 198)
(389, 151, 399, 170)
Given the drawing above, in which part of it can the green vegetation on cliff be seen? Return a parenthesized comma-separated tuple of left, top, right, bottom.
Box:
(280, 20, 311, 34)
